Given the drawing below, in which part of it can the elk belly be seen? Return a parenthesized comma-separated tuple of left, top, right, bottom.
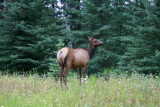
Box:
(71, 49, 89, 69)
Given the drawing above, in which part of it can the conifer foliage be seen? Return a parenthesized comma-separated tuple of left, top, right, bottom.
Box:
(0, 0, 64, 74)
(0, 0, 159, 75)
(118, 0, 160, 74)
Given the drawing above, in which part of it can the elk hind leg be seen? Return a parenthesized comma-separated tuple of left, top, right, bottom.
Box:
(63, 67, 70, 88)
(59, 64, 64, 87)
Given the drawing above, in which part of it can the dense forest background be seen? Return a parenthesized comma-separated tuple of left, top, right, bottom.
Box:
(0, 0, 159, 76)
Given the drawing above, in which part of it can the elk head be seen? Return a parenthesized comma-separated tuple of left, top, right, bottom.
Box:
(88, 37, 104, 48)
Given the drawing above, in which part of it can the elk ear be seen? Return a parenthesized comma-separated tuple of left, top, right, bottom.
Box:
(88, 36, 92, 41)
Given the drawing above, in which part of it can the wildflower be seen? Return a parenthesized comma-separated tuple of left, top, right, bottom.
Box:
(22, 83, 24, 87)
(117, 92, 120, 96)
(86, 75, 88, 78)
(84, 81, 87, 84)
(84, 78, 87, 81)
(43, 99, 46, 103)
(43, 99, 47, 104)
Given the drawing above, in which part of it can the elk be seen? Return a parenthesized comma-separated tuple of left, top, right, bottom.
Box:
(57, 37, 104, 88)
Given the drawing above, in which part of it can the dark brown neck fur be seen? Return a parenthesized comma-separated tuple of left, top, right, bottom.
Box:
(87, 42, 96, 58)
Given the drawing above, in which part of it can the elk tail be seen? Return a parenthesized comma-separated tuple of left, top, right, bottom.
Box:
(57, 47, 69, 66)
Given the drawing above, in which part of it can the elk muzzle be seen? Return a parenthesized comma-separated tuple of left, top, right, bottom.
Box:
(96, 40, 104, 47)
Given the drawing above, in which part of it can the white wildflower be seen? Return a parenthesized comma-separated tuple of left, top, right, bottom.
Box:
(43, 99, 46, 102)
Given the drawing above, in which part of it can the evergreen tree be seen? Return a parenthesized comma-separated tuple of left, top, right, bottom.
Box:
(118, 0, 160, 74)
(0, 0, 64, 74)
(0, 0, 4, 19)
(0, 0, 159, 75)
(78, 0, 132, 74)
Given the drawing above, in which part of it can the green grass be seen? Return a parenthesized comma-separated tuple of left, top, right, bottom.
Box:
(0, 73, 160, 107)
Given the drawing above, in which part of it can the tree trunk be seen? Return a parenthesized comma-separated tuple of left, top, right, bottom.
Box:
(64, 0, 72, 48)
(0, 0, 4, 19)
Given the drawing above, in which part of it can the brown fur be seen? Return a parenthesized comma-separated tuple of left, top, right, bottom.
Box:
(57, 37, 104, 88)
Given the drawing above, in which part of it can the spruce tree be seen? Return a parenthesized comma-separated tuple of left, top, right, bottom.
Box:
(118, 0, 160, 74)
(79, 0, 132, 74)
(0, 0, 64, 74)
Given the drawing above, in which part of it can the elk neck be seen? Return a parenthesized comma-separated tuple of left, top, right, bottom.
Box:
(87, 42, 96, 59)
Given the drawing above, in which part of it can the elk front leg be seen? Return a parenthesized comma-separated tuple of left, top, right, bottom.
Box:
(82, 66, 87, 84)
(78, 68, 82, 85)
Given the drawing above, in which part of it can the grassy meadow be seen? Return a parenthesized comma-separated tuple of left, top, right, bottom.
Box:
(0, 73, 160, 107)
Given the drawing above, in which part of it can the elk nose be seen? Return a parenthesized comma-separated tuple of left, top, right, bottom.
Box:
(98, 41, 104, 46)
(100, 41, 104, 45)
(101, 41, 104, 45)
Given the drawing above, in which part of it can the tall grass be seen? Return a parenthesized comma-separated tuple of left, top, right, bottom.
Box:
(0, 73, 159, 107)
